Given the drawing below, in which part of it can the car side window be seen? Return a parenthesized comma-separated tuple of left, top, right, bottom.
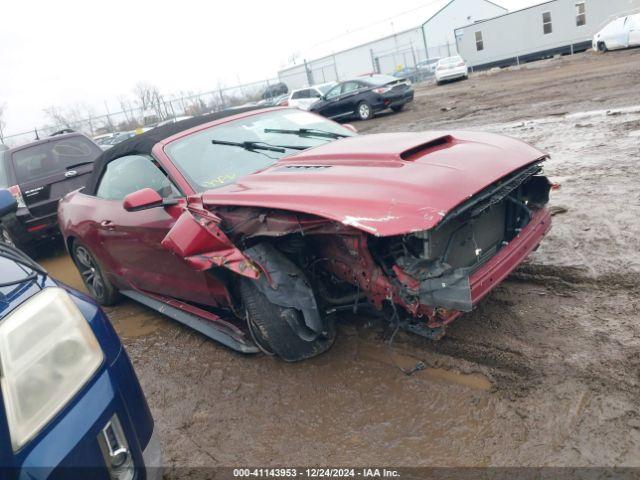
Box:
(325, 85, 342, 100)
(96, 154, 181, 201)
(310, 89, 322, 98)
(291, 90, 305, 100)
(341, 82, 360, 94)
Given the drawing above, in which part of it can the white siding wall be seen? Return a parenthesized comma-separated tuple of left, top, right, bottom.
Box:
(278, 0, 506, 89)
(423, 0, 507, 59)
(457, 0, 640, 68)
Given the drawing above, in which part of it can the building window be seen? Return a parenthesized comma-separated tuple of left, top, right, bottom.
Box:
(475, 31, 484, 51)
(576, 2, 586, 26)
(542, 11, 553, 34)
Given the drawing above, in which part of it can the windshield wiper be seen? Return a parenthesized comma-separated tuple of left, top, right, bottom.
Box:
(211, 139, 310, 152)
(0, 242, 47, 287)
(263, 128, 349, 139)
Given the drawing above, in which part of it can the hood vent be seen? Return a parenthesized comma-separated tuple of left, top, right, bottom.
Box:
(276, 165, 332, 171)
(400, 135, 453, 161)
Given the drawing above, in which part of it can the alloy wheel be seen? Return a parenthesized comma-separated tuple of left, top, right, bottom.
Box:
(359, 103, 371, 120)
(75, 246, 105, 299)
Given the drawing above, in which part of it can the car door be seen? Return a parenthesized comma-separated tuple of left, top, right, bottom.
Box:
(335, 81, 365, 117)
(629, 14, 640, 45)
(93, 154, 219, 305)
(607, 17, 629, 48)
(316, 83, 344, 118)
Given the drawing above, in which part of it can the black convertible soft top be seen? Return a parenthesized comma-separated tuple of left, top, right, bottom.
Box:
(85, 106, 266, 196)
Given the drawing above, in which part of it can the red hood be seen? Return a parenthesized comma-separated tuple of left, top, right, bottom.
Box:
(201, 131, 547, 237)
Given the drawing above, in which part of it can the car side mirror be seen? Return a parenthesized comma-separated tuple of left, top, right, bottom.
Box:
(343, 124, 358, 133)
(0, 189, 18, 217)
(123, 188, 163, 212)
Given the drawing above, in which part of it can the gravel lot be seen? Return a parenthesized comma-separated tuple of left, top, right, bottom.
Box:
(40, 48, 640, 475)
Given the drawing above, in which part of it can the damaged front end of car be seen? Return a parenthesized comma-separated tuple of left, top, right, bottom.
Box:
(160, 157, 551, 358)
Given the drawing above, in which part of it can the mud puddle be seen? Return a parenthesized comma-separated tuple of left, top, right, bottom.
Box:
(38, 247, 86, 292)
(355, 340, 492, 390)
(39, 247, 170, 339)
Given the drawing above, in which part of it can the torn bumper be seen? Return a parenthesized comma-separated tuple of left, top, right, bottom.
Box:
(418, 208, 552, 312)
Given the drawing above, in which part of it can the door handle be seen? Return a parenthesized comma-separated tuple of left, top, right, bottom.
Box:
(100, 220, 115, 230)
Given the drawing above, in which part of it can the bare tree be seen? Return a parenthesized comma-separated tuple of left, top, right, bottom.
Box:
(43, 105, 73, 129)
(133, 82, 168, 123)
(288, 51, 302, 65)
(43, 103, 97, 136)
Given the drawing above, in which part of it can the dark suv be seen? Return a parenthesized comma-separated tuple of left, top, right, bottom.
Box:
(0, 133, 102, 251)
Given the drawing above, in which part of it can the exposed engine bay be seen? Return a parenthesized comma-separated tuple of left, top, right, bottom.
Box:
(208, 161, 552, 336)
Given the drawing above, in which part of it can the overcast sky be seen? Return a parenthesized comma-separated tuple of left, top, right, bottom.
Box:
(0, 0, 540, 134)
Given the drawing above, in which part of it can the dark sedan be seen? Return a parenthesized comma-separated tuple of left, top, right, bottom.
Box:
(310, 74, 414, 121)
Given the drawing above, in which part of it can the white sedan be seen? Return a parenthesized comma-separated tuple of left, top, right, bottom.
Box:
(288, 83, 336, 110)
(593, 13, 640, 52)
(435, 55, 469, 85)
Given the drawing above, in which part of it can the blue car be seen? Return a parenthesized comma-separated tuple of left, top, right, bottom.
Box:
(0, 189, 161, 479)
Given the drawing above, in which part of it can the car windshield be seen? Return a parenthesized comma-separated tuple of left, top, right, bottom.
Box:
(440, 56, 462, 66)
(164, 109, 356, 192)
(11, 136, 101, 183)
(317, 83, 335, 95)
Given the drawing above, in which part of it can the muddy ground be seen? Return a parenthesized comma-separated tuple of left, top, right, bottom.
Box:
(39, 49, 640, 473)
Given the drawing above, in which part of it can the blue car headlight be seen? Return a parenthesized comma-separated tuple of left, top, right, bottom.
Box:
(0, 287, 104, 451)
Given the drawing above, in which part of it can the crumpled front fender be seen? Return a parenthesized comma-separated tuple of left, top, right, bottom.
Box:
(161, 208, 260, 279)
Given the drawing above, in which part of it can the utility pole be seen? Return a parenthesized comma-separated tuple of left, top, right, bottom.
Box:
(103, 101, 115, 132)
(421, 23, 430, 60)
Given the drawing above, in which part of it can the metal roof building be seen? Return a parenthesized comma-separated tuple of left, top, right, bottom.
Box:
(455, 0, 640, 69)
(278, 0, 506, 89)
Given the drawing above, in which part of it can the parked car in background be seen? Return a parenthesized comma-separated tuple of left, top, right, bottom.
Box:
(260, 93, 290, 107)
(416, 57, 441, 76)
(0, 189, 162, 479)
(435, 55, 469, 85)
(0, 132, 102, 251)
(261, 82, 288, 102)
(393, 67, 420, 83)
(93, 133, 119, 145)
(288, 83, 336, 110)
(58, 106, 552, 363)
(155, 116, 194, 128)
(310, 74, 414, 121)
(97, 132, 138, 151)
(593, 13, 640, 52)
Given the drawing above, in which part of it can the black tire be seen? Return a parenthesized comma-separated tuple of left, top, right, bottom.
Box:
(239, 279, 336, 362)
(356, 101, 373, 121)
(598, 41, 607, 52)
(391, 104, 405, 113)
(71, 240, 120, 306)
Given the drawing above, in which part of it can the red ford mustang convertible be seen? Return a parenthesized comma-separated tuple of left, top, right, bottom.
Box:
(58, 107, 552, 361)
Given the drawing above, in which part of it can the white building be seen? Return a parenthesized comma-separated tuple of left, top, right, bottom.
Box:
(456, 0, 640, 69)
(278, 0, 507, 89)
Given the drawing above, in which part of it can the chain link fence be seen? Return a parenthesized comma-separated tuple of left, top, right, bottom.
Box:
(278, 40, 458, 90)
(1, 77, 283, 148)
